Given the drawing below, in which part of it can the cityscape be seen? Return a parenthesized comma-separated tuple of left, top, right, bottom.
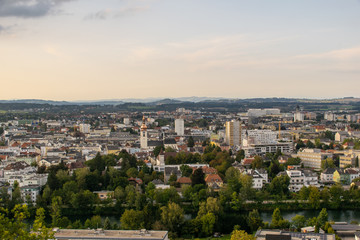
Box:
(1, 0, 360, 240)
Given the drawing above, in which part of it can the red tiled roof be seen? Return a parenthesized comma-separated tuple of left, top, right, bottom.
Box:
(205, 174, 223, 183)
(177, 177, 192, 184)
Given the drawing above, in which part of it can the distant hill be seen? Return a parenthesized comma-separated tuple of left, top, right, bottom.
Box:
(0, 97, 360, 106)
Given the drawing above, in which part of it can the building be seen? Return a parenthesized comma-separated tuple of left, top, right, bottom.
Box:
(294, 106, 305, 122)
(255, 229, 335, 240)
(296, 149, 333, 169)
(335, 131, 350, 143)
(79, 124, 91, 134)
(225, 120, 242, 146)
(174, 118, 184, 136)
(340, 154, 357, 168)
(321, 168, 336, 183)
(324, 112, 336, 121)
(140, 116, 148, 149)
(53, 229, 169, 240)
(243, 142, 293, 157)
(279, 169, 319, 192)
(242, 130, 277, 146)
(247, 108, 281, 117)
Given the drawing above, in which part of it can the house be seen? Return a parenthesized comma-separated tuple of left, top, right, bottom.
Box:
(202, 166, 217, 175)
(164, 167, 181, 184)
(345, 168, 360, 182)
(205, 174, 223, 188)
(335, 131, 350, 143)
(176, 177, 192, 186)
(321, 168, 336, 183)
(333, 169, 351, 185)
(244, 169, 268, 189)
(128, 177, 143, 186)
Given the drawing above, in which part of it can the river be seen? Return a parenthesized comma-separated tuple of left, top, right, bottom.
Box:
(260, 209, 360, 223)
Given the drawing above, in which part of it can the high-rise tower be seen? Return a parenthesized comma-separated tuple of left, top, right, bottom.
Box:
(225, 120, 242, 146)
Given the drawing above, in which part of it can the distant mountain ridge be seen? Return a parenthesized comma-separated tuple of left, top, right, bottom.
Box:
(1, 97, 360, 106)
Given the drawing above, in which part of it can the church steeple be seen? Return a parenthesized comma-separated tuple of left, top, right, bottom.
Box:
(140, 115, 148, 149)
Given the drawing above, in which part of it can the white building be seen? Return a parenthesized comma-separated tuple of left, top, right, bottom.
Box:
(242, 130, 278, 146)
(324, 112, 336, 121)
(79, 124, 91, 134)
(281, 169, 319, 192)
(294, 112, 305, 122)
(175, 118, 184, 136)
(296, 148, 333, 169)
(247, 108, 281, 117)
(123, 118, 131, 125)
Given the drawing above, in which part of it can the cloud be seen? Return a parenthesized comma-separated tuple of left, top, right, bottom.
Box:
(85, 7, 147, 20)
(0, 0, 75, 18)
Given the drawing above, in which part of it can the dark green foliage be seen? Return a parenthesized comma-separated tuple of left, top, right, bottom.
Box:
(191, 168, 206, 186)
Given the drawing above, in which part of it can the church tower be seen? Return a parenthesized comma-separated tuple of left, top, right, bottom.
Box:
(140, 116, 148, 149)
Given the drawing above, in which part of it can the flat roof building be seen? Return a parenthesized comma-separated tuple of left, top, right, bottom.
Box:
(53, 229, 169, 240)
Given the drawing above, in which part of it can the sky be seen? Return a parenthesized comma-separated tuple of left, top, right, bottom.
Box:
(1, 0, 360, 101)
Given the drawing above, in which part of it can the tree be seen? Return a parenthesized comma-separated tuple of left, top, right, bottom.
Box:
(317, 208, 328, 229)
(160, 202, 184, 234)
(180, 165, 193, 177)
(291, 215, 306, 231)
(51, 196, 62, 227)
(236, 150, 245, 161)
(200, 212, 216, 236)
(247, 209, 263, 232)
(104, 217, 111, 230)
(252, 156, 263, 169)
(187, 136, 195, 148)
(32, 207, 55, 239)
(231, 230, 255, 240)
(153, 145, 165, 157)
(309, 186, 321, 209)
(268, 175, 290, 198)
(120, 209, 144, 230)
(191, 168, 205, 186)
(271, 208, 290, 229)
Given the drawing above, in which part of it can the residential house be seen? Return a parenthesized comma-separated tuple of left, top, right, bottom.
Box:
(321, 168, 336, 183)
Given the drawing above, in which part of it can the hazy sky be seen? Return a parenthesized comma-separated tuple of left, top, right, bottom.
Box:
(1, 0, 360, 101)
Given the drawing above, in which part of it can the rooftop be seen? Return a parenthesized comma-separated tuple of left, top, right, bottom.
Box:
(53, 229, 168, 240)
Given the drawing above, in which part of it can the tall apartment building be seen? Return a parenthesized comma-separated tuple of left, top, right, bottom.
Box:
(225, 120, 242, 146)
(79, 123, 91, 134)
(174, 118, 184, 136)
(296, 148, 333, 169)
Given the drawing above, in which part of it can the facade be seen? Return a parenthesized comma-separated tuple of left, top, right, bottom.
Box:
(242, 130, 278, 146)
(280, 169, 319, 192)
(321, 168, 336, 183)
(340, 154, 357, 168)
(296, 149, 333, 169)
(225, 120, 242, 146)
(174, 118, 184, 136)
(294, 111, 305, 122)
(243, 142, 293, 157)
(79, 124, 91, 134)
(247, 108, 281, 117)
(335, 131, 350, 142)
